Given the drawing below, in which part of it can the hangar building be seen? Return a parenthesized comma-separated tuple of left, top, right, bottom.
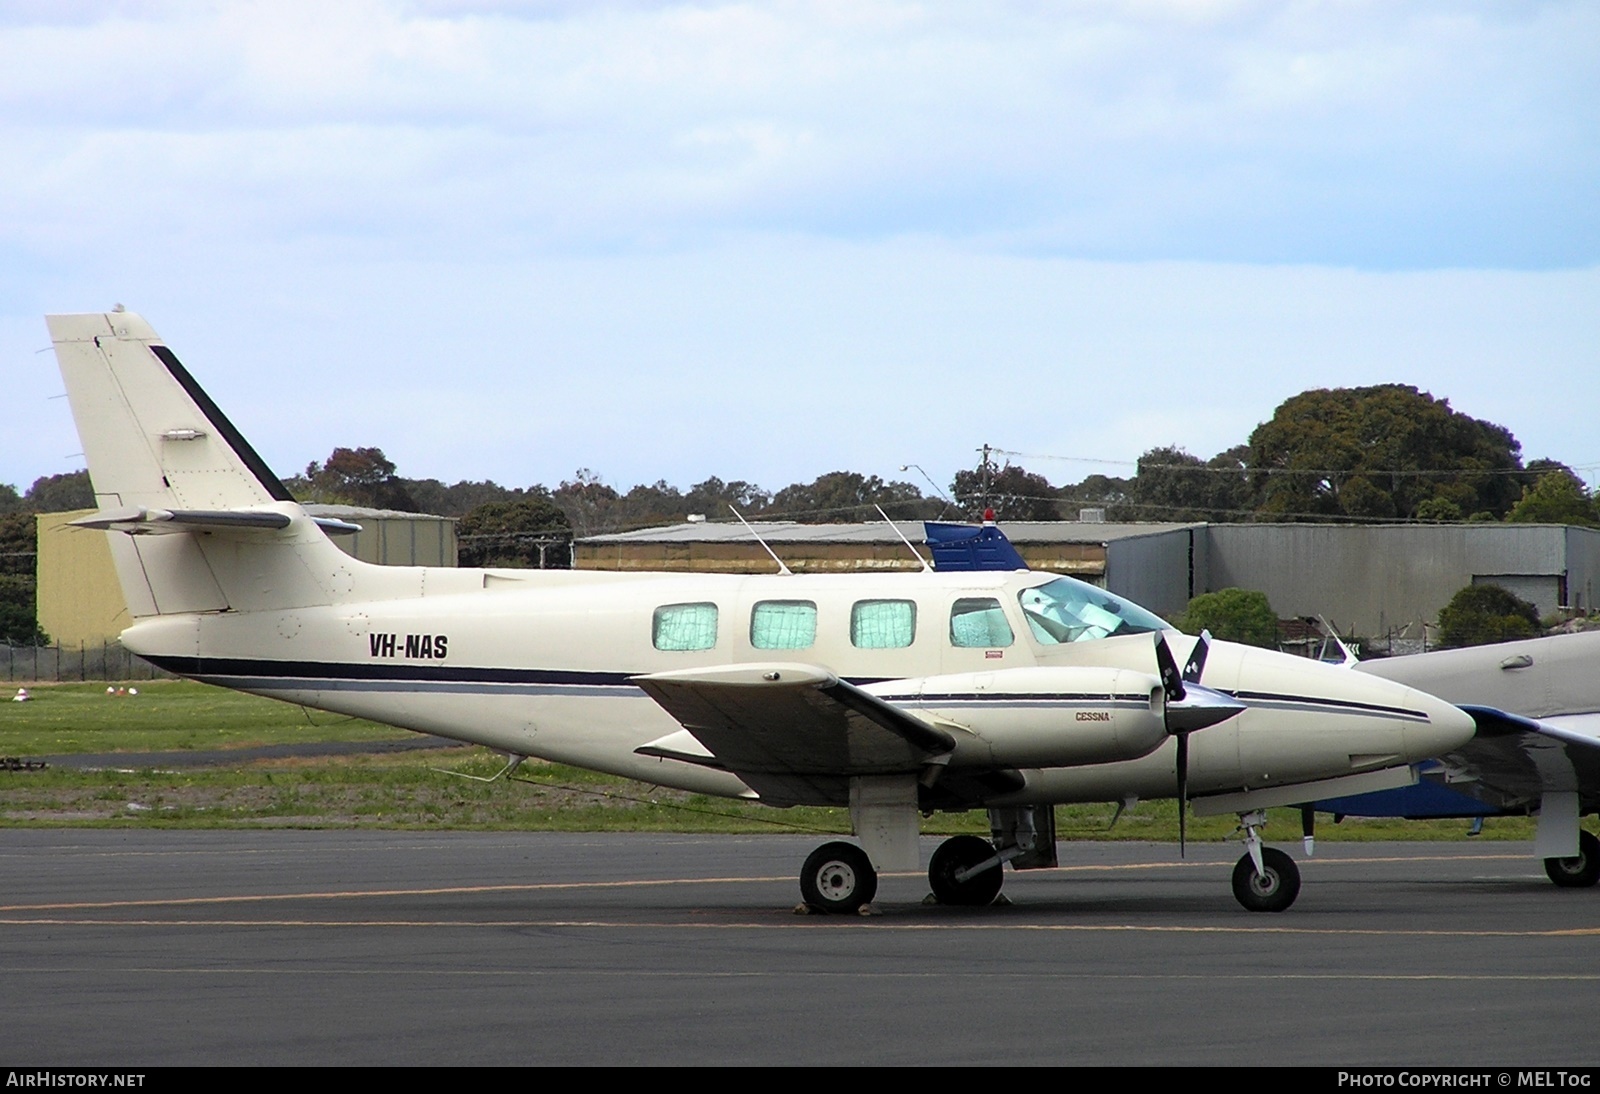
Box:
(575, 519, 1600, 640)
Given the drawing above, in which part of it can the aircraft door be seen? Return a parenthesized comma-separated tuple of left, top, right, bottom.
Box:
(940, 592, 1029, 675)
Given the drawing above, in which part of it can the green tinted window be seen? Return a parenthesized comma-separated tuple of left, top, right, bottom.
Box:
(750, 600, 818, 650)
(851, 600, 917, 649)
(653, 602, 718, 651)
(950, 598, 1014, 648)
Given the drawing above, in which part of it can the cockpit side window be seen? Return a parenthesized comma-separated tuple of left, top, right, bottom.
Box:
(949, 597, 1015, 648)
(751, 600, 818, 650)
(1016, 576, 1170, 645)
(653, 602, 719, 651)
(851, 599, 916, 649)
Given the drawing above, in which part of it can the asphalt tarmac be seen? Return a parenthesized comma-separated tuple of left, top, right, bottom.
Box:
(1, 831, 1595, 1066)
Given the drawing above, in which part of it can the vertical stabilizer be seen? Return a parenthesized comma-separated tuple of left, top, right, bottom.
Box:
(47, 310, 357, 618)
(48, 312, 291, 511)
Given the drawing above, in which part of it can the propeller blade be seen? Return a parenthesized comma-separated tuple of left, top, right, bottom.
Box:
(1154, 634, 1185, 703)
(1176, 732, 1188, 858)
(1182, 631, 1210, 683)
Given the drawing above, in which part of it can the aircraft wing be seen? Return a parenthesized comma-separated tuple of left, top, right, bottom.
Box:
(1314, 706, 1600, 816)
(1332, 636, 1600, 817)
(1437, 707, 1600, 809)
(632, 663, 957, 805)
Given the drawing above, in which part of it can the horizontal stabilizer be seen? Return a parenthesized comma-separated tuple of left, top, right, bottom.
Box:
(69, 507, 292, 534)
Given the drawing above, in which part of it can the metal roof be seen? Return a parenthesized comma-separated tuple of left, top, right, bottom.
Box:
(304, 503, 452, 522)
(578, 520, 1201, 546)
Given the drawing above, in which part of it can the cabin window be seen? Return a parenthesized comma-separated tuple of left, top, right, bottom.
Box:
(851, 599, 917, 649)
(653, 602, 719, 651)
(1016, 576, 1170, 645)
(949, 597, 1014, 648)
(750, 600, 818, 649)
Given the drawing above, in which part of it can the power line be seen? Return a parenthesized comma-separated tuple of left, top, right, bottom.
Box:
(989, 447, 1600, 479)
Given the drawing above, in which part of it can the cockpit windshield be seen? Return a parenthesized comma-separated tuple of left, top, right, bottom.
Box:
(1016, 576, 1171, 645)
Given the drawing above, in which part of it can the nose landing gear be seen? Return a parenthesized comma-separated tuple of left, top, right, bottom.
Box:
(1231, 809, 1301, 912)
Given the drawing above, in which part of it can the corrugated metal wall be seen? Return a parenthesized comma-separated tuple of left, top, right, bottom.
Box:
(1203, 524, 1600, 635)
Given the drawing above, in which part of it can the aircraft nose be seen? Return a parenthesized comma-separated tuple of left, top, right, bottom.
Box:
(1405, 690, 1477, 759)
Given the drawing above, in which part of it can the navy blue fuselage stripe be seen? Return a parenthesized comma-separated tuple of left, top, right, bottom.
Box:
(141, 657, 1431, 721)
(144, 655, 633, 686)
(1231, 690, 1429, 720)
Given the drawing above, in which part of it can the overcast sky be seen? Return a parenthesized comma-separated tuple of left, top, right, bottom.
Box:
(3, 0, 1596, 499)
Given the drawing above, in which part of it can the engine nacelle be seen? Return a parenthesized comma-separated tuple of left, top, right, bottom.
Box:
(865, 666, 1170, 770)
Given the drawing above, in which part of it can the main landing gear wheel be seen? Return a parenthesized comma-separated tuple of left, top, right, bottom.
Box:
(1544, 830, 1600, 889)
(800, 841, 878, 914)
(1231, 847, 1301, 913)
(928, 835, 1005, 907)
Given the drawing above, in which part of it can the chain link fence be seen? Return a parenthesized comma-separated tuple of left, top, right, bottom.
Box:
(1, 641, 169, 683)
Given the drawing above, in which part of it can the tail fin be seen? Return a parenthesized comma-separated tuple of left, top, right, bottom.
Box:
(48, 310, 357, 618)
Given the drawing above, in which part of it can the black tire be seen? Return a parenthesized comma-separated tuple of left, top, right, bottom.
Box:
(1544, 830, 1600, 889)
(928, 834, 1004, 907)
(800, 841, 877, 914)
(1231, 847, 1301, 913)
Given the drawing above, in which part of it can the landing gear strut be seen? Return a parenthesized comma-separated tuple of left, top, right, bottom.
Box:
(1231, 809, 1301, 913)
(800, 841, 877, 914)
(928, 834, 1005, 906)
(1544, 830, 1600, 889)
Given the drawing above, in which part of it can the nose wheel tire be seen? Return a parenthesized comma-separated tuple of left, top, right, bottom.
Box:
(1231, 847, 1301, 912)
(928, 834, 1005, 906)
(1544, 830, 1600, 889)
(800, 841, 878, 914)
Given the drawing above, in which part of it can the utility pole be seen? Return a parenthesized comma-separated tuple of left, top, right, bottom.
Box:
(978, 444, 994, 515)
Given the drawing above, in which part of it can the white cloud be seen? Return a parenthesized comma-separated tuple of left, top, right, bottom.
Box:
(1, 3, 1594, 498)
(0, 0, 1592, 266)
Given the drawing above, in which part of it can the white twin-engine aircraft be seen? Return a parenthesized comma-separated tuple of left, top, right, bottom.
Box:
(47, 310, 1475, 913)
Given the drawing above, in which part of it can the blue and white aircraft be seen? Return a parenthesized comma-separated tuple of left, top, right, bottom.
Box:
(1328, 634, 1600, 886)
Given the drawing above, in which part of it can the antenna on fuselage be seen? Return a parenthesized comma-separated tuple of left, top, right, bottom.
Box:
(874, 504, 933, 573)
(730, 505, 793, 575)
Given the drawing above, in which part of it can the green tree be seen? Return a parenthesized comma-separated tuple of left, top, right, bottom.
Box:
(1059, 472, 1133, 521)
(1415, 497, 1463, 522)
(1128, 445, 1252, 522)
(771, 471, 932, 522)
(1178, 588, 1279, 648)
(1247, 385, 1525, 522)
(949, 464, 1058, 521)
(684, 477, 772, 519)
(1437, 584, 1541, 648)
(400, 478, 529, 518)
(552, 469, 620, 537)
(1506, 469, 1600, 527)
(297, 448, 417, 511)
(0, 512, 44, 644)
(456, 499, 572, 569)
(25, 471, 93, 512)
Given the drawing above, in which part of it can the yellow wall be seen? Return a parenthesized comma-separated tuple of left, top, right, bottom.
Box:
(35, 510, 128, 647)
